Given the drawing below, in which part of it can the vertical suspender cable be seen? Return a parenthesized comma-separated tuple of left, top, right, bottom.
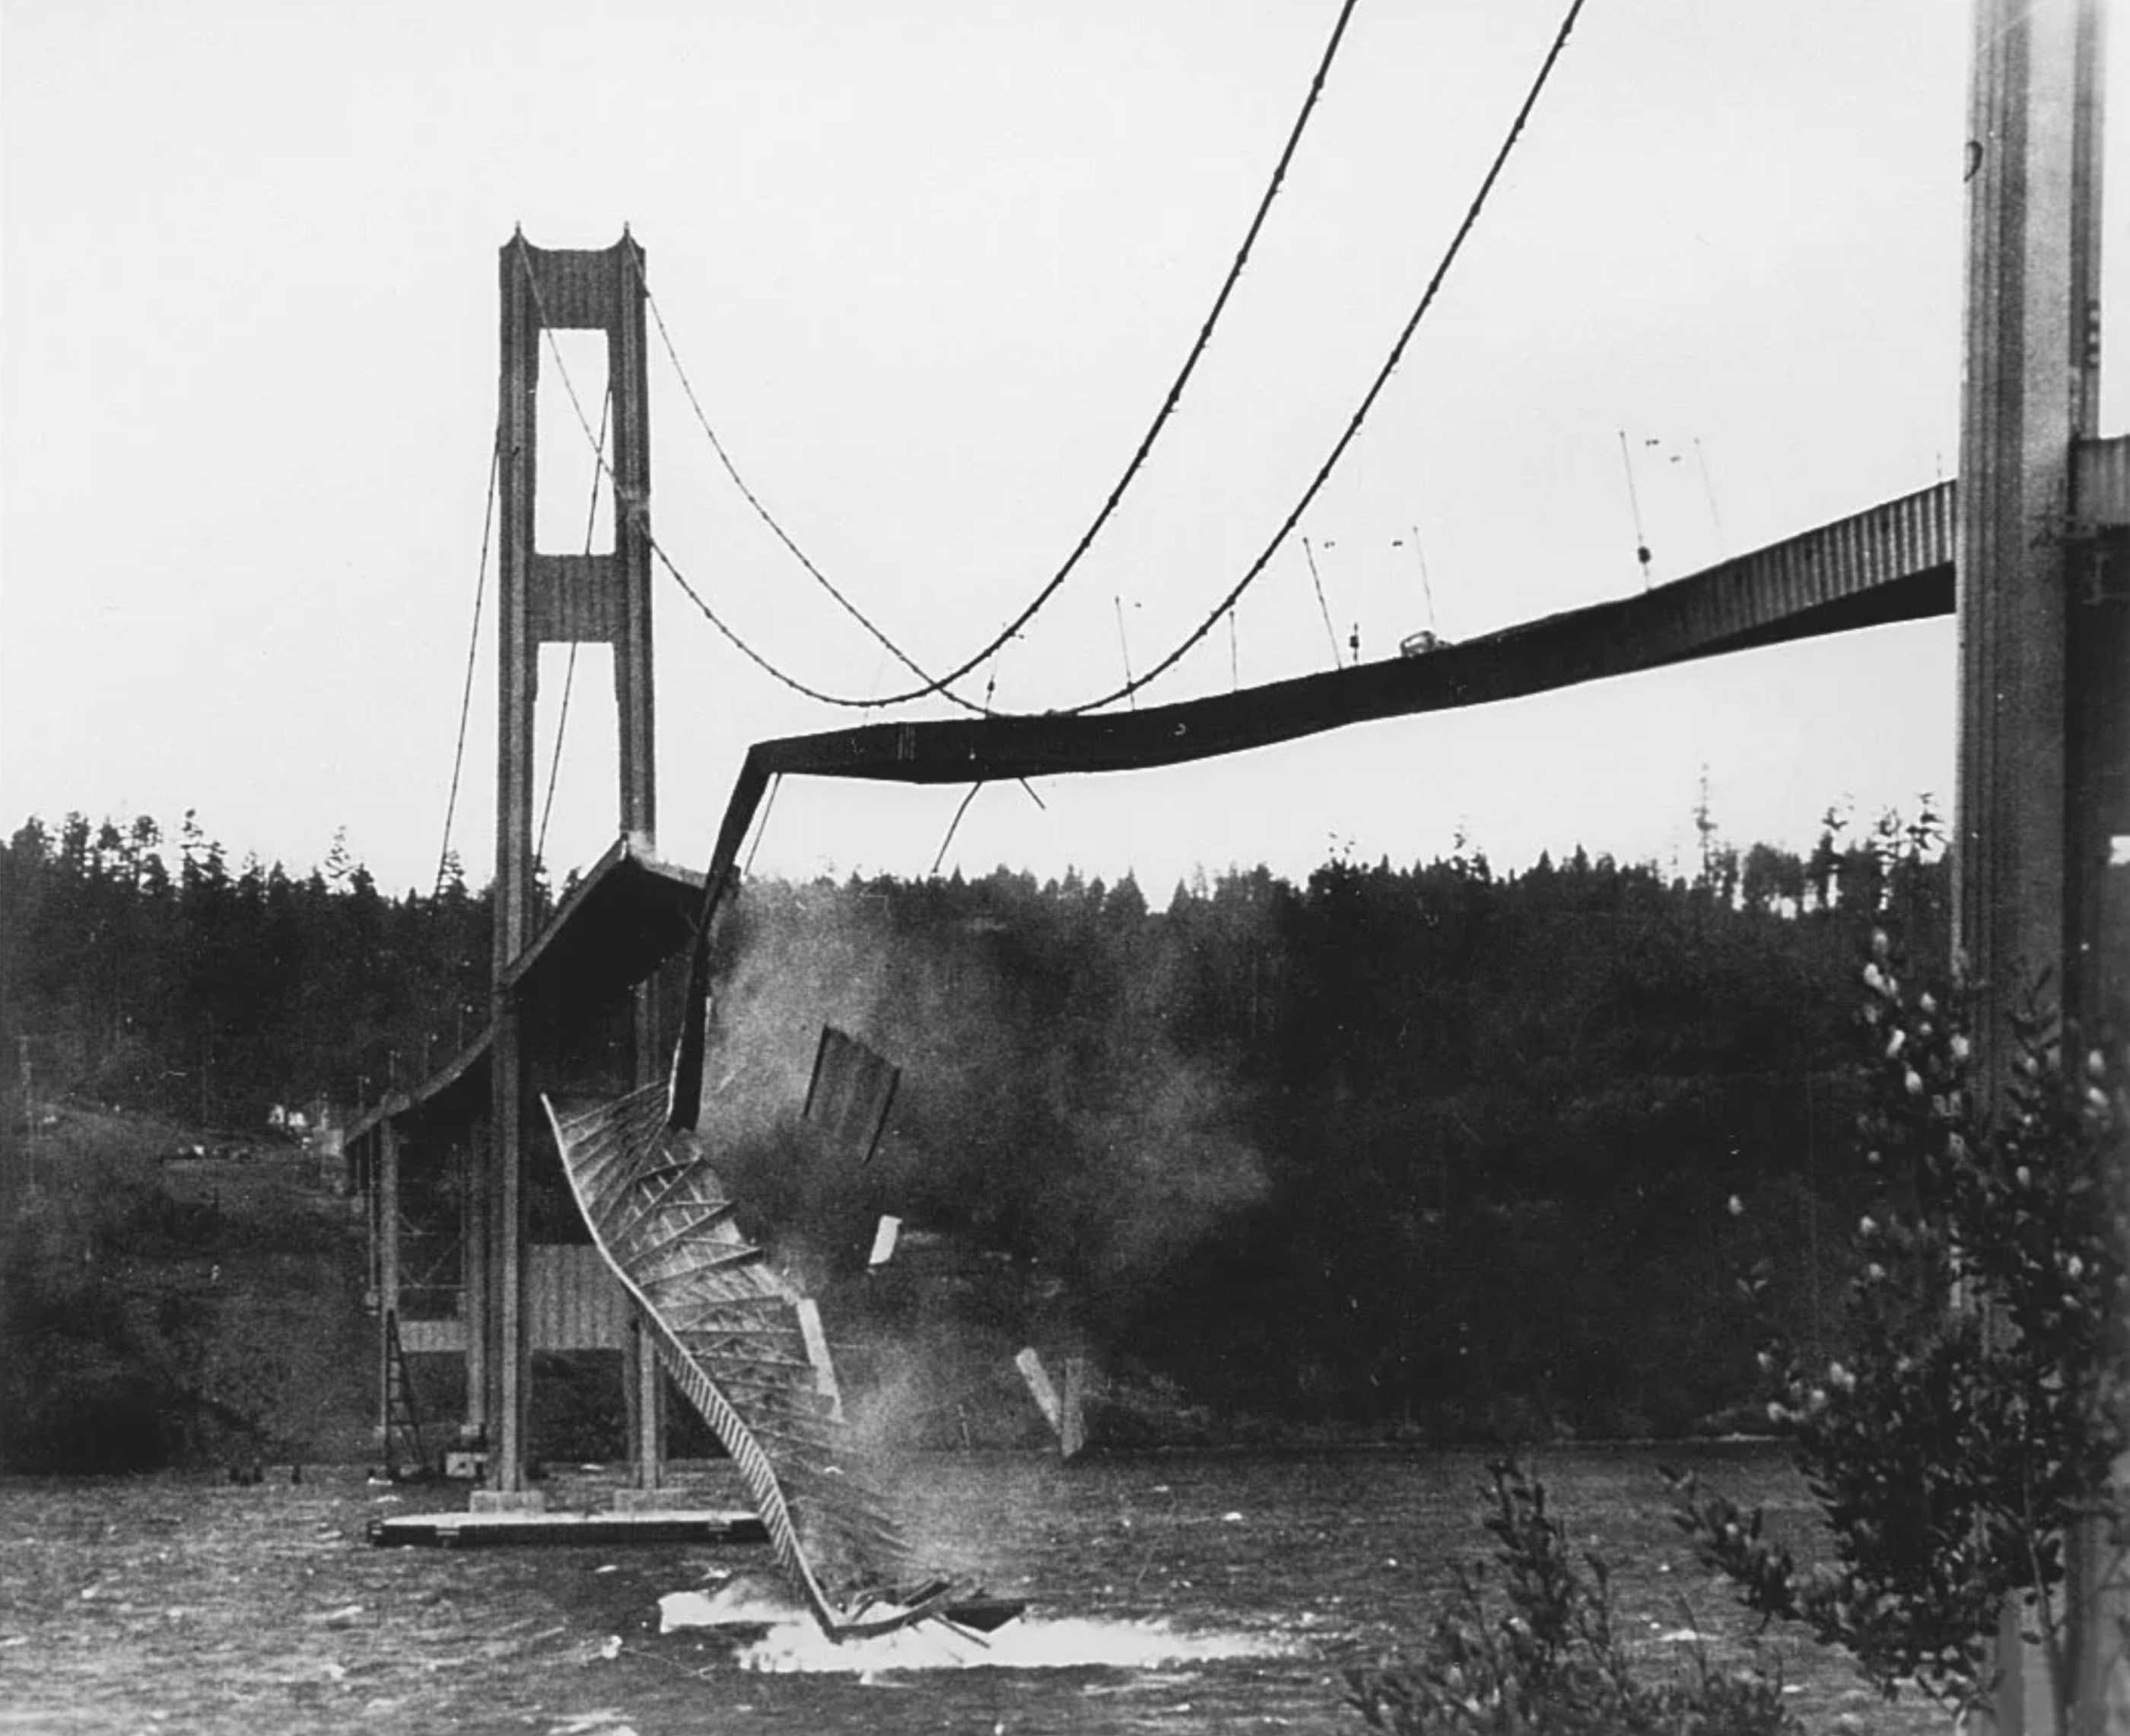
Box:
(435, 428, 503, 898)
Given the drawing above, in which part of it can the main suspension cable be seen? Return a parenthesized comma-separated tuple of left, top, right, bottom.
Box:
(634, 0, 1361, 711)
(1053, 0, 1590, 716)
(637, 275, 985, 714)
(434, 424, 501, 898)
(524, 0, 1576, 723)
(513, 240, 983, 713)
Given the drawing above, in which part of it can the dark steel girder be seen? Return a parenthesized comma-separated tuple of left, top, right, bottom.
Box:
(669, 477, 1961, 1124)
(742, 482, 1950, 796)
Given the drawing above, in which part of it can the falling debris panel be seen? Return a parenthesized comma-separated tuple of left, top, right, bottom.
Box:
(544, 1080, 1007, 1640)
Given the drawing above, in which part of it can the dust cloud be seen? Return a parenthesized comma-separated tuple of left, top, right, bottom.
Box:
(685, 877, 1269, 1445)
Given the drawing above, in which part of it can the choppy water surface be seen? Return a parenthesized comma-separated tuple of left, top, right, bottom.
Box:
(0, 1445, 1937, 1734)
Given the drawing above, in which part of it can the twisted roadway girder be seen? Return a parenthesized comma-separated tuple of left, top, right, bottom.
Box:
(752, 480, 1953, 791)
(669, 475, 1971, 1125)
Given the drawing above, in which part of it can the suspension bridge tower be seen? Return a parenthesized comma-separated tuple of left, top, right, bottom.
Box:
(480, 229, 659, 1501)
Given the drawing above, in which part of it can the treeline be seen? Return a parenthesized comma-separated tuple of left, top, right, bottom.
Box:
(0, 812, 492, 1127)
(2, 803, 1949, 1437)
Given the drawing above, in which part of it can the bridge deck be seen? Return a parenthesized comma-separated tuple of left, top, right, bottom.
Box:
(725, 479, 1957, 804)
(665, 473, 1982, 1121)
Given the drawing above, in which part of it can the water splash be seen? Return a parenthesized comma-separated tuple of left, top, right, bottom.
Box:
(740, 1613, 1292, 1674)
(657, 1580, 1292, 1675)
(657, 1582, 796, 1632)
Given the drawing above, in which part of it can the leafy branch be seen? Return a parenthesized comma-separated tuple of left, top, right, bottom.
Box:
(1348, 1458, 1800, 1734)
(1669, 932, 2128, 1715)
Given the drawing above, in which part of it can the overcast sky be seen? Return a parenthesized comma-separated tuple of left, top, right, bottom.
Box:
(5, 2, 2125, 898)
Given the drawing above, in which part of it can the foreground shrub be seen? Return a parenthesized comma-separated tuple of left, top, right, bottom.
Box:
(1669, 937, 2128, 1719)
(1346, 1458, 1799, 1735)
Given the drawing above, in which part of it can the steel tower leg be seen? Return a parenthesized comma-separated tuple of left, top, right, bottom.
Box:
(480, 231, 657, 1505)
(1956, 2, 2122, 1728)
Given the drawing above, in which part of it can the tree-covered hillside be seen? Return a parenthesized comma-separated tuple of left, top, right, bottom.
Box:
(2, 804, 1947, 1438)
(1, 812, 491, 1127)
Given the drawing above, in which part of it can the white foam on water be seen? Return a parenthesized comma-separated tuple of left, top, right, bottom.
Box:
(736, 1612, 1292, 1675)
(658, 1582, 797, 1632)
(658, 1577, 1292, 1674)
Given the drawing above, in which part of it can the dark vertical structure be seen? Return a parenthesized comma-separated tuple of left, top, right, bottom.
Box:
(1955, 0, 2104, 1077)
(375, 1119, 400, 1446)
(484, 231, 656, 1498)
(1956, 2, 2125, 1727)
